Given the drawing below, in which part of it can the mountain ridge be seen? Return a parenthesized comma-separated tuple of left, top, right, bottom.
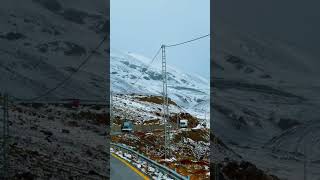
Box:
(111, 49, 210, 124)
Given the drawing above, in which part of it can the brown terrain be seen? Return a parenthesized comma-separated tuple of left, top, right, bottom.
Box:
(6, 103, 108, 179)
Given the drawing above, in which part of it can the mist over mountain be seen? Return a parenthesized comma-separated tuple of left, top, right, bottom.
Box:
(213, 1, 320, 179)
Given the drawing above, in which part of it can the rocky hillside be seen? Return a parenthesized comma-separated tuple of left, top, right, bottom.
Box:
(213, 13, 320, 180)
(0, 0, 108, 100)
(7, 103, 108, 179)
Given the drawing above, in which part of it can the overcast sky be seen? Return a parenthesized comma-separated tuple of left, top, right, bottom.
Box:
(214, 0, 320, 58)
(110, 0, 210, 79)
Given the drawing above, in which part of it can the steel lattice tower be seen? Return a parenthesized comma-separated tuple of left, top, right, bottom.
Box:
(214, 136, 219, 180)
(161, 45, 170, 160)
(110, 91, 113, 129)
(0, 93, 9, 179)
(303, 141, 307, 180)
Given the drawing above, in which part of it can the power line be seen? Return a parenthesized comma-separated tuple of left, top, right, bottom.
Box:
(165, 34, 210, 48)
(130, 46, 162, 86)
(114, 33, 210, 118)
(114, 32, 211, 116)
(17, 34, 108, 102)
(115, 33, 210, 88)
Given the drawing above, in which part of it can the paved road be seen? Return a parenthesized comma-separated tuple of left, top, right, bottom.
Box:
(110, 154, 144, 180)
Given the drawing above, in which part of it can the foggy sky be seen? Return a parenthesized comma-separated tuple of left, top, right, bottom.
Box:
(111, 0, 210, 79)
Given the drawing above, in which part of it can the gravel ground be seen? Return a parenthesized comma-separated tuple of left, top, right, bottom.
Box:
(4, 103, 109, 179)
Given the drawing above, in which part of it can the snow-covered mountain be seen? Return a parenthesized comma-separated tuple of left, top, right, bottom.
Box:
(0, 0, 108, 100)
(110, 49, 210, 124)
(1, 1, 109, 178)
(213, 19, 320, 180)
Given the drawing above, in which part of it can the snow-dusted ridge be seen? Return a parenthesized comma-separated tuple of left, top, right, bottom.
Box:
(0, 0, 108, 100)
(111, 49, 210, 124)
(213, 21, 320, 180)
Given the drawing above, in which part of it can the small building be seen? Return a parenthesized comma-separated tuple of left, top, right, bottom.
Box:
(121, 120, 133, 132)
(179, 119, 188, 128)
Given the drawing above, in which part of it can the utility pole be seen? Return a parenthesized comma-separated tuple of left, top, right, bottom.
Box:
(303, 141, 307, 180)
(204, 111, 207, 128)
(161, 45, 170, 160)
(212, 124, 219, 180)
(176, 113, 179, 130)
(0, 93, 9, 179)
(214, 135, 219, 180)
(110, 91, 113, 131)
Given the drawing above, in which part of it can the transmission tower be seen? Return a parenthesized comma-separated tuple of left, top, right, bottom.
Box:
(303, 141, 307, 180)
(0, 93, 9, 179)
(212, 124, 219, 180)
(161, 45, 170, 160)
(110, 91, 113, 129)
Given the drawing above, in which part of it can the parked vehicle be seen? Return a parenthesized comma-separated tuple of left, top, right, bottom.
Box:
(121, 120, 133, 132)
(179, 119, 188, 128)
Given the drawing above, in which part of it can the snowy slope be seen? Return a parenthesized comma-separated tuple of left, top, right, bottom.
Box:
(112, 94, 181, 124)
(111, 49, 210, 124)
(213, 21, 320, 180)
(0, 0, 108, 100)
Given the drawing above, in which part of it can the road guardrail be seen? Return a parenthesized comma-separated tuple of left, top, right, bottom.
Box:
(111, 143, 189, 180)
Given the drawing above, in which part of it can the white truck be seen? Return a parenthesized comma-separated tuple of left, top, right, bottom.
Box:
(179, 119, 188, 128)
